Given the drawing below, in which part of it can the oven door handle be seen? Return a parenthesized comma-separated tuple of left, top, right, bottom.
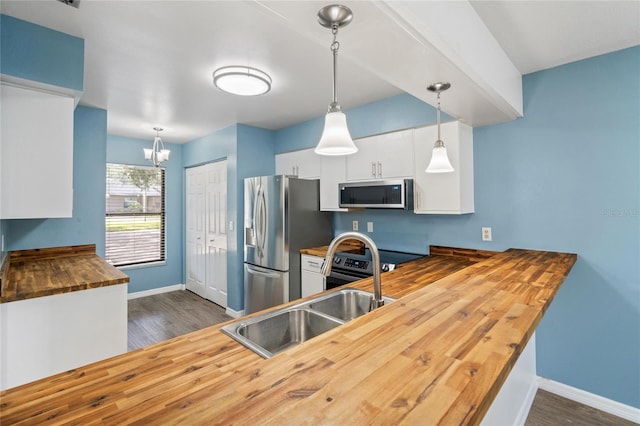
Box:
(329, 270, 370, 282)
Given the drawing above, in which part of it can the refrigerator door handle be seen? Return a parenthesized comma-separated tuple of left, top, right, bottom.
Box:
(255, 186, 267, 258)
(246, 265, 282, 279)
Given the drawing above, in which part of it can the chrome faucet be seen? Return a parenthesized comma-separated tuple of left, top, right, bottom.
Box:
(320, 231, 385, 311)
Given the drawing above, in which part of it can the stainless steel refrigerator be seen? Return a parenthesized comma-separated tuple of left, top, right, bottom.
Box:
(244, 175, 332, 314)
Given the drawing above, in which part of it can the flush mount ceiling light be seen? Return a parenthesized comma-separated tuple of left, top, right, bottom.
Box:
(143, 127, 170, 168)
(314, 4, 357, 156)
(212, 66, 272, 96)
(425, 82, 454, 173)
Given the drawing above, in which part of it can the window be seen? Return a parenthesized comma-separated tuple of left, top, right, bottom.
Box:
(106, 163, 165, 267)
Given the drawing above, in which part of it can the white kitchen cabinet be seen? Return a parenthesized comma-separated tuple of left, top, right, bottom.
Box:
(0, 284, 127, 390)
(319, 155, 348, 211)
(413, 121, 474, 214)
(275, 148, 321, 179)
(0, 84, 74, 219)
(346, 129, 414, 181)
(301, 254, 325, 297)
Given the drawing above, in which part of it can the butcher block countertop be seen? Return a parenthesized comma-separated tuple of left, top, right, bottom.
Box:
(0, 244, 129, 303)
(0, 248, 576, 425)
(300, 239, 365, 257)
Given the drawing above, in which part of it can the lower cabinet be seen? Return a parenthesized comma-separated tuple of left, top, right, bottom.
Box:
(0, 284, 128, 390)
(301, 254, 325, 298)
(481, 333, 538, 425)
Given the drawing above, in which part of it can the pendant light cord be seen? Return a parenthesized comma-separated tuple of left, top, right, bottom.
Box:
(331, 25, 340, 106)
(436, 92, 442, 141)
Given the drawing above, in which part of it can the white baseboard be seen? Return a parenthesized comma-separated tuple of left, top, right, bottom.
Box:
(225, 307, 245, 318)
(538, 377, 640, 424)
(127, 284, 186, 300)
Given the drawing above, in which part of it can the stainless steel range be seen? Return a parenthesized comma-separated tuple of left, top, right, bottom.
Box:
(325, 249, 423, 290)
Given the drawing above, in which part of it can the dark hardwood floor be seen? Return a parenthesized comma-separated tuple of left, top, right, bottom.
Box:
(128, 290, 635, 425)
(127, 289, 231, 351)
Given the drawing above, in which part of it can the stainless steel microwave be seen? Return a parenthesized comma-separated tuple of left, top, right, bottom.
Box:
(338, 179, 413, 209)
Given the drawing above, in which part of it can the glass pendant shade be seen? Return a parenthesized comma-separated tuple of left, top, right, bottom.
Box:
(425, 141, 454, 173)
(315, 110, 358, 155)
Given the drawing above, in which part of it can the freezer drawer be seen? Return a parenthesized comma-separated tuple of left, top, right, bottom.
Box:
(244, 263, 290, 314)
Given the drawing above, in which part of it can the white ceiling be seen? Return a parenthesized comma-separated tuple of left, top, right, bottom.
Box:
(1, 1, 638, 143)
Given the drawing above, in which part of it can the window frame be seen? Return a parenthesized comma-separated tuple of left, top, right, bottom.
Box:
(105, 163, 166, 268)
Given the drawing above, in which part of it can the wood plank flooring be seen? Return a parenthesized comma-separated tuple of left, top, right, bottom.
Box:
(127, 289, 231, 351)
(128, 290, 634, 425)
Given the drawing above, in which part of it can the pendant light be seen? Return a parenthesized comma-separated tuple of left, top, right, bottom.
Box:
(314, 4, 357, 156)
(425, 82, 454, 173)
(143, 127, 170, 168)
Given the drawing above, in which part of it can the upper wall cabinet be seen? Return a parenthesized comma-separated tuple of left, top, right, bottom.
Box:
(319, 155, 347, 212)
(275, 148, 321, 179)
(346, 129, 414, 181)
(413, 121, 474, 214)
(0, 84, 74, 219)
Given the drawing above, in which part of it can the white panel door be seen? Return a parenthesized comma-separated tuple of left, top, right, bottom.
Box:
(185, 167, 206, 298)
(205, 161, 228, 307)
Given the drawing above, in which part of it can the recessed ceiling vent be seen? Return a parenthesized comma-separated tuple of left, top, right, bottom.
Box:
(57, 0, 80, 8)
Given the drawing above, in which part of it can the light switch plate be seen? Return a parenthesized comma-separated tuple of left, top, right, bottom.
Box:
(367, 222, 373, 232)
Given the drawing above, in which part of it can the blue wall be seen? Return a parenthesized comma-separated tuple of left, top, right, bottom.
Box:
(275, 47, 640, 408)
(6, 106, 107, 252)
(107, 135, 184, 293)
(0, 14, 84, 91)
(182, 124, 275, 310)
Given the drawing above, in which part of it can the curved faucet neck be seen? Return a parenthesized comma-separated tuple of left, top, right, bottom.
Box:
(321, 232, 383, 309)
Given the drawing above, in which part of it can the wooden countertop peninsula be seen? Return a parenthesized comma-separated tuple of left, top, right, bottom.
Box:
(0, 247, 576, 425)
(0, 244, 129, 303)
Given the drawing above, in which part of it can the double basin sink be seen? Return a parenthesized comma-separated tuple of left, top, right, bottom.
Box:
(221, 288, 395, 358)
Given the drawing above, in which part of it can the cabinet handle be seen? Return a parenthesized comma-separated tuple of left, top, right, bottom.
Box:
(377, 162, 382, 178)
(307, 261, 320, 267)
(372, 162, 376, 177)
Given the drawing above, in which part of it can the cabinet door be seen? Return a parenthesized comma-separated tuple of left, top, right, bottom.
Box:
(345, 135, 380, 181)
(346, 130, 413, 181)
(377, 129, 414, 179)
(413, 121, 474, 214)
(1, 84, 74, 219)
(320, 155, 348, 211)
(275, 149, 321, 179)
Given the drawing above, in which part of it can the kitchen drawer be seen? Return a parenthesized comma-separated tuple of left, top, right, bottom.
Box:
(301, 254, 324, 273)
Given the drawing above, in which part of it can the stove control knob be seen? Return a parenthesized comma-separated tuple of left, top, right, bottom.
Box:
(333, 257, 342, 265)
(381, 263, 390, 272)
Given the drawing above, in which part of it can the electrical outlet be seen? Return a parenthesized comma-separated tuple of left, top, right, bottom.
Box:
(482, 227, 492, 241)
(367, 222, 373, 232)
(352, 220, 359, 231)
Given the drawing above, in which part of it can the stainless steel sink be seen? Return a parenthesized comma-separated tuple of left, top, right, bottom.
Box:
(221, 288, 395, 358)
(309, 288, 395, 321)
(236, 309, 342, 358)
